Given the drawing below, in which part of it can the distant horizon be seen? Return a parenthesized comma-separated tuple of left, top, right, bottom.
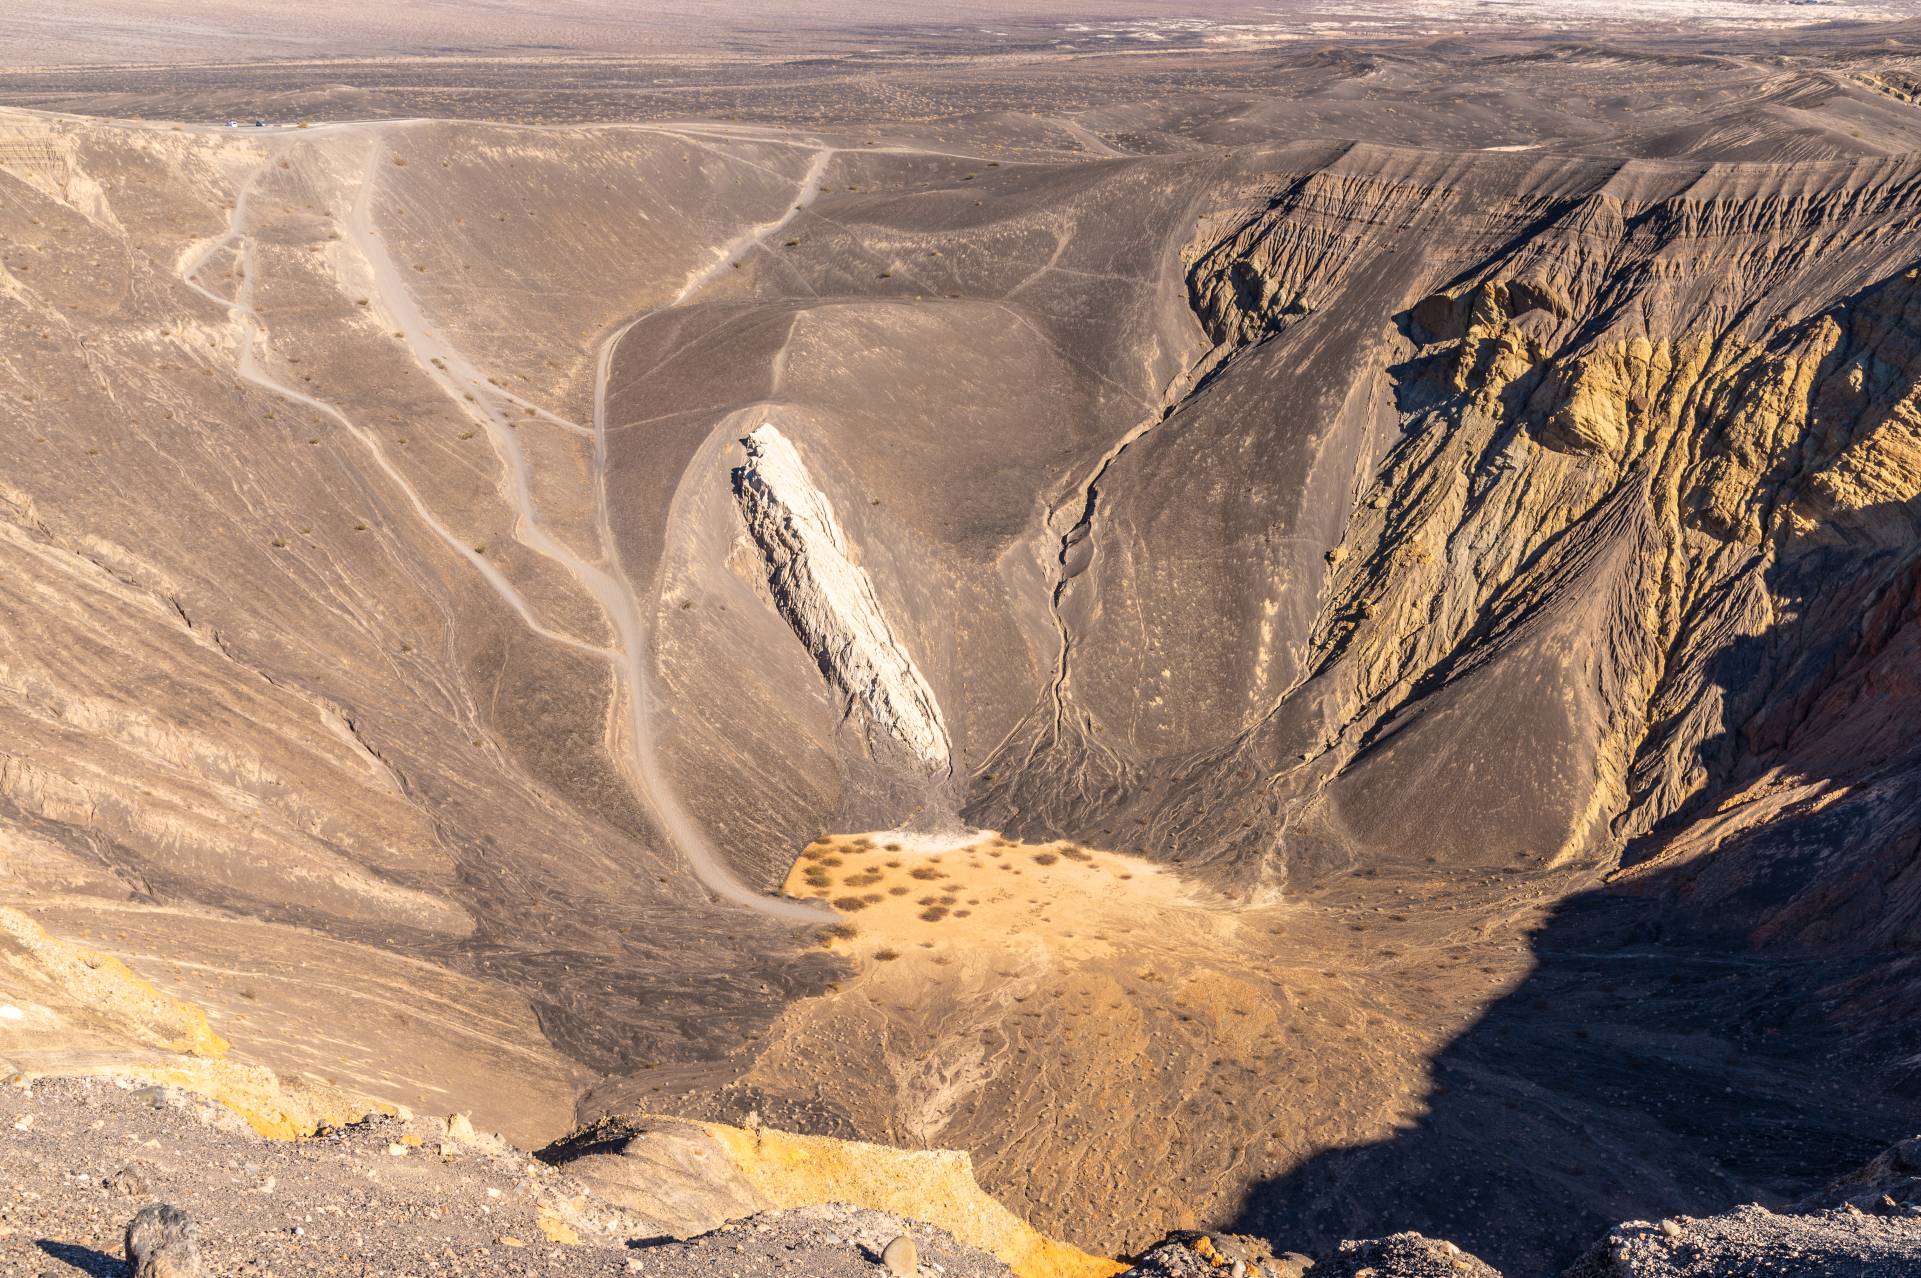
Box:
(12, 0, 1921, 68)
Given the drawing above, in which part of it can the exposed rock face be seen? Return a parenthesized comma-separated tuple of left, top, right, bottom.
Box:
(949, 140, 1921, 1267)
(734, 424, 952, 777)
(1811, 1136, 1921, 1212)
(974, 145, 1921, 918)
(544, 1112, 1117, 1278)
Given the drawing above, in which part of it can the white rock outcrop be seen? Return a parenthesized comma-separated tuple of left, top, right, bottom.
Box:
(735, 425, 951, 774)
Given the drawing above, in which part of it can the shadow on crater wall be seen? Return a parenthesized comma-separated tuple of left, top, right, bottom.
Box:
(1232, 493, 1921, 1276)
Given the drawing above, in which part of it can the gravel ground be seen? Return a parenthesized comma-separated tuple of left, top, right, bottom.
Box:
(1119, 1230, 1312, 1277)
(1563, 1205, 1921, 1278)
(11, 1074, 1921, 1278)
(0, 1076, 1011, 1278)
(1304, 1233, 1501, 1278)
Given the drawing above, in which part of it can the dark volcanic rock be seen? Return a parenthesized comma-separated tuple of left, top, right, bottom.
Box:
(1306, 1233, 1502, 1278)
(1563, 1206, 1921, 1278)
(126, 1204, 203, 1278)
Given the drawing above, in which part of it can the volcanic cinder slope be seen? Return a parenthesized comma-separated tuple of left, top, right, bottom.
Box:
(9, 14, 1921, 1276)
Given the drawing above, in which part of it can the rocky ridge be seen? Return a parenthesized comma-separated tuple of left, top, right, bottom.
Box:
(8, 1074, 1921, 1278)
(733, 423, 954, 778)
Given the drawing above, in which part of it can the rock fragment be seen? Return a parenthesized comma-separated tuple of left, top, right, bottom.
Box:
(106, 1162, 154, 1197)
(883, 1233, 920, 1276)
(125, 1203, 202, 1278)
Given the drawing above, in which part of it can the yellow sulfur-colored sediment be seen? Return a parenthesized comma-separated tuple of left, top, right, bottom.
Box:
(1, 905, 384, 1138)
(70, 1057, 386, 1140)
(1, 905, 230, 1058)
(701, 1120, 1123, 1278)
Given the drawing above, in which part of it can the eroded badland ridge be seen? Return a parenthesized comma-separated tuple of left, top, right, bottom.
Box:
(8, 8, 1921, 1277)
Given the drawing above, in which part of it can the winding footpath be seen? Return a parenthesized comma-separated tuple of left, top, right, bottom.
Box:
(181, 124, 836, 922)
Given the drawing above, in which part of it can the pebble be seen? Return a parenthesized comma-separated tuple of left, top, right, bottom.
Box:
(882, 1234, 919, 1277)
(106, 1163, 154, 1197)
